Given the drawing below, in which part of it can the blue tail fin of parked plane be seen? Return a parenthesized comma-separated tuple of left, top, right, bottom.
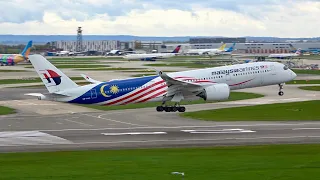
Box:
(21, 40, 33, 58)
(225, 43, 236, 52)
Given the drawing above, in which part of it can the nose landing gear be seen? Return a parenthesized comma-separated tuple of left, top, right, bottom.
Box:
(278, 83, 284, 96)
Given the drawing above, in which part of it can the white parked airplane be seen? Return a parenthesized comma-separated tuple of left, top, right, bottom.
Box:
(26, 54, 296, 112)
(123, 45, 181, 61)
(187, 43, 227, 55)
(268, 49, 302, 59)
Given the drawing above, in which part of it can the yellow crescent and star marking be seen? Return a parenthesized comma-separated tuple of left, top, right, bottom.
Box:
(100, 84, 120, 97)
(100, 84, 111, 97)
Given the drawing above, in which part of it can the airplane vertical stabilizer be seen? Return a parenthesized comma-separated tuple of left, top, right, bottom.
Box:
(218, 43, 227, 50)
(28, 54, 79, 93)
(21, 40, 33, 58)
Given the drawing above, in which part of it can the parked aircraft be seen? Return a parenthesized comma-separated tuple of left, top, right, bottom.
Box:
(187, 43, 227, 55)
(26, 54, 296, 112)
(0, 41, 32, 66)
(268, 49, 302, 59)
(208, 43, 236, 56)
(122, 45, 181, 61)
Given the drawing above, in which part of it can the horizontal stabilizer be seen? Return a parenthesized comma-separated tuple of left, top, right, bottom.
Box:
(81, 74, 102, 84)
(24, 93, 45, 97)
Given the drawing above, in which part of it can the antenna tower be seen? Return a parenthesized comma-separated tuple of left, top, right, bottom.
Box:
(76, 27, 83, 52)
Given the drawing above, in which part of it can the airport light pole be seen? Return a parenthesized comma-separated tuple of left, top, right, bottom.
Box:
(171, 172, 185, 179)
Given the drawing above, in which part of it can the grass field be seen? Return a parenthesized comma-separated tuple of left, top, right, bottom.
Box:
(181, 100, 320, 121)
(83, 92, 263, 111)
(49, 57, 110, 61)
(130, 74, 156, 77)
(14, 81, 90, 88)
(1, 144, 320, 179)
(0, 69, 28, 72)
(0, 106, 15, 115)
(299, 86, 320, 91)
(292, 69, 320, 75)
(144, 62, 219, 68)
(75, 67, 143, 71)
(25, 64, 110, 69)
(287, 79, 320, 84)
(0, 77, 84, 85)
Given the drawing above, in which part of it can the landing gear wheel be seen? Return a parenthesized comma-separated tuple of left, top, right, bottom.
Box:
(164, 106, 172, 112)
(278, 91, 284, 96)
(178, 107, 186, 112)
(172, 106, 178, 112)
(156, 106, 164, 112)
(278, 83, 284, 96)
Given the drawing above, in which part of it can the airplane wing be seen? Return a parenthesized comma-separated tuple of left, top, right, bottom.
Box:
(155, 69, 211, 102)
(80, 74, 102, 84)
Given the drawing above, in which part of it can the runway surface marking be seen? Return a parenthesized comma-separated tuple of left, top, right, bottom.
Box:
(80, 113, 147, 127)
(38, 122, 320, 132)
(181, 129, 256, 133)
(0, 131, 72, 146)
(60, 118, 94, 127)
(292, 128, 320, 130)
(102, 132, 167, 136)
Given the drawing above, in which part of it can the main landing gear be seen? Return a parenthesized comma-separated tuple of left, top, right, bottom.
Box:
(156, 102, 186, 112)
(278, 83, 284, 96)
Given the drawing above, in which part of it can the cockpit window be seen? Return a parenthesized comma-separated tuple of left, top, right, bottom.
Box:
(283, 65, 289, 70)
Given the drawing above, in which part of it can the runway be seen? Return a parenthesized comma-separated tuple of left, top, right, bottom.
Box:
(1, 121, 320, 152)
(0, 83, 319, 152)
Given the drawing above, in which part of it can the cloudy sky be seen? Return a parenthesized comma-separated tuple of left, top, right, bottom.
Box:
(1, 0, 320, 37)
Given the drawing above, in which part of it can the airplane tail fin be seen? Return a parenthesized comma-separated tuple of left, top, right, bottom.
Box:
(171, 45, 181, 53)
(218, 43, 227, 51)
(225, 43, 236, 52)
(21, 40, 33, 59)
(28, 54, 79, 93)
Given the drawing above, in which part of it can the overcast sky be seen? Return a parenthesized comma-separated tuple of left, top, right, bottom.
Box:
(1, 0, 319, 37)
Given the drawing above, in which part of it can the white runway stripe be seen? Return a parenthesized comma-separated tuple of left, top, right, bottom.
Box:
(0, 131, 72, 146)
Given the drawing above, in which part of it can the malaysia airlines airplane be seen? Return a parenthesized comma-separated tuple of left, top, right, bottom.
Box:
(26, 54, 296, 112)
(187, 43, 227, 55)
(123, 45, 181, 61)
(268, 49, 302, 59)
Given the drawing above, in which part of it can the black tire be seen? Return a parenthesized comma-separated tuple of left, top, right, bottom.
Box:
(278, 91, 284, 96)
(172, 107, 178, 112)
(178, 107, 186, 112)
(164, 106, 171, 112)
(156, 106, 163, 112)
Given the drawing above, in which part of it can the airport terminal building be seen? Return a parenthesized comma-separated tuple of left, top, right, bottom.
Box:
(51, 37, 320, 54)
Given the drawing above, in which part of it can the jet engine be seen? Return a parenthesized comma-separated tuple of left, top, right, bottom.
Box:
(197, 83, 230, 101)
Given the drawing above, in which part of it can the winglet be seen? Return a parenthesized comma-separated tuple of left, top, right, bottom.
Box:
(151, 68, 164, 76)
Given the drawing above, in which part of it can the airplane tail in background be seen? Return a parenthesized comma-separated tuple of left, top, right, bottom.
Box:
(171, 45, 181, 53)
(28, 54, 79, 93)
(218, 43, 227, 51)
(295, 48, 302, 55)
(225, 43, 236, 52)
(21, 40, 33, 58)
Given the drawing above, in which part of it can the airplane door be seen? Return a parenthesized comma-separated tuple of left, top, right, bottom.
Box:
(91, 89, 97, 99)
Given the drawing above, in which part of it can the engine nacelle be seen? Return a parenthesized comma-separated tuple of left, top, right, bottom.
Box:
(197, 83, 230, 101)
